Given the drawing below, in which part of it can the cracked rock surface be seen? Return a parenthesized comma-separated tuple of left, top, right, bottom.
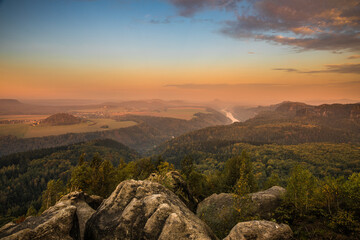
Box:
(85, 180, 218, 240)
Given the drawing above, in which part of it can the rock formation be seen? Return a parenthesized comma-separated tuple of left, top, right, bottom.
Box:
(223, 220, 293, 240)
(196, 193, 237, 238)
(249, 186, 286, 219)
(0, 182, 291, 240)
(147, 171, 198, 211)
(0, 192, 102, 240)
(196, 186, 286, 238)
(85, 180, 218, 240)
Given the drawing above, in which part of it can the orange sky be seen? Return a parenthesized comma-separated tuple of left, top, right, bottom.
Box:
(0, 0, 359, 105)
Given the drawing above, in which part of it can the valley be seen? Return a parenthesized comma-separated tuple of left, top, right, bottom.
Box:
(1, 100, 359, 239)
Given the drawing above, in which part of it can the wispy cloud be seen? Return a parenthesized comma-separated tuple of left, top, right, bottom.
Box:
(166, 0, 241, 17)
(167, 0, 360, 52)
(165, 83, 286, 89)
(273, 63, 360, 74)
(348, 55, 360, 60)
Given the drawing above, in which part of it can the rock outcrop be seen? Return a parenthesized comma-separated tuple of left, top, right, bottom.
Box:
(1, 182, 289, 240)
(0, 192, 102, 240)
(196, 186, 286, 238)
(249, 186, 286, 219)
(148, 171, 198, 211)
(196, 193, 237, 238)
(223, 220, 293, 240)
(85, 180, 218, 240)
(0, 204, 77, 240)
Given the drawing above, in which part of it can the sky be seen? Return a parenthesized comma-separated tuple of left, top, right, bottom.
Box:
(0, 0, 359, 105)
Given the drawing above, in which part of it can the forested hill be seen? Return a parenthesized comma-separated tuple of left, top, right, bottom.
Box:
(232, 101, 360, 123)
(40, 113, 83, 126)
(154, 102, 360, 153)
(0, 108, 230, 157)
(0, 139, 138, 222)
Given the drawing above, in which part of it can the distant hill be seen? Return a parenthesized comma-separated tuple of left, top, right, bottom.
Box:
(41, 113, 82, 126)
(0, 99, 22, 105)
(0, 99, 69, 115)
(0, 108, 230, 156)
(232, 101, 360, 123)
(154, 102, 360, 160)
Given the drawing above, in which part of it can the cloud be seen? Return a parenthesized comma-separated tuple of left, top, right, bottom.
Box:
(166, 0, 241, 17)
(221, 0, 360, 51)
(165, 83, 285, 89)
(149, 18, 172, 24)
(167, 0, 360, 52)
(273, 68, 298, 72)
(273, 63, 360, 74)
(348, 55, 360, 59)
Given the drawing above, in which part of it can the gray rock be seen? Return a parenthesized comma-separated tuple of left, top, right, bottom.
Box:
(249, 186, 286, 219)
(85, 180, 218, 240)
(197, 193, 238, 238)
(148, 171, 198, 211)
(0, 191, 102, 240)
(58, 191, 102, 240)
(0, 203, 77, 240)
(196, 186, 286, 238)
(223, 220, 293, 240)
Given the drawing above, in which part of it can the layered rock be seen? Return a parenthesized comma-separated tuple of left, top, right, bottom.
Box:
(85, 180, 218, 240)
(148, 171, 198, 211)
(0, 192, 102, 240)
(0, 204, 78, 240)
(224, 220, 293, 240)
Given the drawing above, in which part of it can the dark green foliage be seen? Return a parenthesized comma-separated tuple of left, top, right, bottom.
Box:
(40, 180, 66, 212)
(155, 141, 360, 188)
(222, 151, 257, 193)
(284, 165, 317, 216)
(181, 156, 194, 179)
(275, 167, 360, 239)
(0, 139, 138, 219)
(70, 154, 117, 198)
(25, 205, 37, 217)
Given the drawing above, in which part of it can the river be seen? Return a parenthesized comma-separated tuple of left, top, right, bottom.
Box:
(222, 109, 239, 123)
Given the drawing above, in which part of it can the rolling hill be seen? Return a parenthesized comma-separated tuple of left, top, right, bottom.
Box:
(0, 108, 230, 156)
(153, 102, 360, 167)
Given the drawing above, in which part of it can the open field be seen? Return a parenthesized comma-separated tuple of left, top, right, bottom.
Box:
(0, 115, 49, 121)
(0, 119, 137, 138)
(112, 107, 209, 120)
(0, 124, 29, 138)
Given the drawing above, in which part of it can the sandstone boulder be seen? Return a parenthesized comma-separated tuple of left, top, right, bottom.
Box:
(0, 191, 102, 240)
(58, 191, 103, 240)
(196, 186, 286, 238)
(85, 180, 218, 240)
(196, 193, 237, 238)
(0, 204, 77, 240)
(148, 171, 198, 211)
(249, 186, 285, 219)
(223, 220, 293, 240)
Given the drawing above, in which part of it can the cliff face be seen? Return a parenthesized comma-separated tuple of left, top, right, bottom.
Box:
(274, 102, 360, 121)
